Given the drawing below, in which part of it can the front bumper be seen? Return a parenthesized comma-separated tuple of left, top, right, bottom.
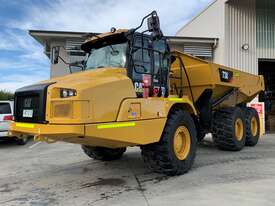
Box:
(10, 122, 84, 140)
(10, 118, 166, 148)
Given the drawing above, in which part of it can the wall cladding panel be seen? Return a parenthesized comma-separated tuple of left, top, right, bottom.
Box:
(257, 0, 275, 59)
(225, 0, 257, 74)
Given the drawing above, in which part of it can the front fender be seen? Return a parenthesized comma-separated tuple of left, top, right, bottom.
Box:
(116, 96, 197, 122)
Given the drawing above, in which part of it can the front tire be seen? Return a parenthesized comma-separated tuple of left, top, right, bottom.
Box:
(81, 146, 126, 161)
(141, 109, 197, 176)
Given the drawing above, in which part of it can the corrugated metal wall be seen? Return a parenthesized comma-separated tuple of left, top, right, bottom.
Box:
(225, 0, 275, 74)
(225, 0, 257, 74)
(257, 0, 275, 59)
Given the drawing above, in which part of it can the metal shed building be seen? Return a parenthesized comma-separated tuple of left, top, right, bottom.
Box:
(177, 0, 275, 73)
(177, 0, 275, 131)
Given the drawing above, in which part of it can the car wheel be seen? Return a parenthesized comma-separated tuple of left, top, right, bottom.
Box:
(17, 136, 29, 145)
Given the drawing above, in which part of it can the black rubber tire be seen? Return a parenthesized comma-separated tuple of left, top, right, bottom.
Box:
(17, 136, 29, 145)
(81, 146, 126, 161)
(141, 108, 197, 176)
(244, 107, 260, 146)
(213, 107, 246, 151)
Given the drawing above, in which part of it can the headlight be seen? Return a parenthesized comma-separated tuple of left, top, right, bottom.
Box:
(60, 88, 77, 98)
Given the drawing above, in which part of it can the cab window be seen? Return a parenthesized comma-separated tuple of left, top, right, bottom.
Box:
(153, 39, 169, 74)
(131, 35, 151, 74)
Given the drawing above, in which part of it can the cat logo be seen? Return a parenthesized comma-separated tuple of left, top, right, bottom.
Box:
(24, 98, 32, 108)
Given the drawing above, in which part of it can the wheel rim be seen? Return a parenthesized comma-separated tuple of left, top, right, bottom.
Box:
(235, 118, 244, 141)
(173, 126, 191, 160)
(251, 117, 258, 137)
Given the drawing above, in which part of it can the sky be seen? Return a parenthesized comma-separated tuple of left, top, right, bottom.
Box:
(0, 0, 212, 92)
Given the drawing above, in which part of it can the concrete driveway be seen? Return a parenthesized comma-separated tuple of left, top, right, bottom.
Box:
(0, 134, 275, 206)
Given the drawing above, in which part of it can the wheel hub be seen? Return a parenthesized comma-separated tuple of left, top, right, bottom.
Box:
(173, 126, 191, 160)
(235, 118, 244, 141)
(251, 116, 258, 136)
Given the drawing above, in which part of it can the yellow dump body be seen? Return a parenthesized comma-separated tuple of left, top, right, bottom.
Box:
(170, 51, 265, 108)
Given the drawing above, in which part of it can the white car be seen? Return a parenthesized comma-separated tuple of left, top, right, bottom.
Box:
(0, 101, 28, 145)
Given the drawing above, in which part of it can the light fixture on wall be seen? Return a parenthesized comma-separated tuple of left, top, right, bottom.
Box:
(110, 27, 116, 33)
(242, 43, 249, 51)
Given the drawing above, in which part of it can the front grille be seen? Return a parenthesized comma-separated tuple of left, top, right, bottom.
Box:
(16, 95, 40, 122)
(14, 83, 54, 123)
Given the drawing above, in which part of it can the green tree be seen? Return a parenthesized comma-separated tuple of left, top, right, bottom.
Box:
(0, 90, 14, 100)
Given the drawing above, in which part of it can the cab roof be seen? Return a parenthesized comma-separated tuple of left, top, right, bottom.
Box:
(81, 29, 128, 52)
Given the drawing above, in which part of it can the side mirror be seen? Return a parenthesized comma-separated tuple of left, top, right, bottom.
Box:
(147, 14, 160, 32)
(147, 13, 163, 39)
(52, 46, 60, 64)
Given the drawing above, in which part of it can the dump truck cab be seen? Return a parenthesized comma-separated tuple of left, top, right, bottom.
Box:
(11, 11, 264, 176)
(80, 30, 170, 100)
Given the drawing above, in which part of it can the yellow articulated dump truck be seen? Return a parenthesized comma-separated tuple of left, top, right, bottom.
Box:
(11, 11, 264, 176)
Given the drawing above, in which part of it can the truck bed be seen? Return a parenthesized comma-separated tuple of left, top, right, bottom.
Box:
(170, 50, 265, 108)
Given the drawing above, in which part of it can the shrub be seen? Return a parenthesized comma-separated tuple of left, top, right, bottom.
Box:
(0, 90, 14, 100)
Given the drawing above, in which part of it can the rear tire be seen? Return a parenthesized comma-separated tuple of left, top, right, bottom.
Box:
(81, 146, 126, 161)
(141, 109, 197, 176)
(213, 107, 246, 151)
(244, 107, 260, 146)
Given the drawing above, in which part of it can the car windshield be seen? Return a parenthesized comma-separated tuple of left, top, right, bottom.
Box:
(84, 42, 127, 70)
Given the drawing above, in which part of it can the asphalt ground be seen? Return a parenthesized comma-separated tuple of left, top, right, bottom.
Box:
(1, 134, 275, 206)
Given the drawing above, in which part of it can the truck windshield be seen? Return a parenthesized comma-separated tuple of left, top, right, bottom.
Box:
(84, 43, 127, 70)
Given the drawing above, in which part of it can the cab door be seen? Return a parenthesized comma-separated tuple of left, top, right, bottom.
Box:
(129, 33, 170, 98)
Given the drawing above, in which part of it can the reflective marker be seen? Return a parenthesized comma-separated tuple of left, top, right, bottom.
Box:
(168, 98, 184, 102)
(97, 122, 136, 129)
(15, 123, 35, 129)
